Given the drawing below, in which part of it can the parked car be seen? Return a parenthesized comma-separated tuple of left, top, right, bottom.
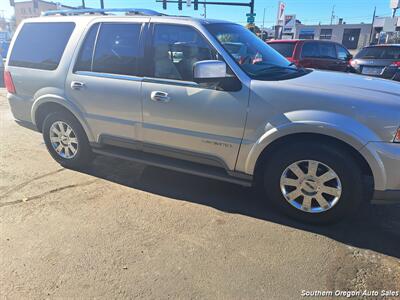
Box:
(5, 9, 400, 224)
(350, 44, 400, 81)
(268, 39, 354, 72)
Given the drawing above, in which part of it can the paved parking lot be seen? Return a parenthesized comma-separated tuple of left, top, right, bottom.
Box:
(0, 88, 399, 299)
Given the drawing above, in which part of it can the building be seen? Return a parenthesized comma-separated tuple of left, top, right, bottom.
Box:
(14, 0, 75, 26)
(371, 16, 400, 44)
(295, 22, 372, 50)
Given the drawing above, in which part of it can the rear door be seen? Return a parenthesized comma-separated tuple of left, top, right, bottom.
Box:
(299, 41, 323, 69)
(66, 19, 149, 145)
(300, 41, 339, 71)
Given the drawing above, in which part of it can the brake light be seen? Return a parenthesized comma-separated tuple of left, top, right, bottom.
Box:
(350, 59, 357, 67)
(390, 61, 400, 67)
(4, 71, 16, 94)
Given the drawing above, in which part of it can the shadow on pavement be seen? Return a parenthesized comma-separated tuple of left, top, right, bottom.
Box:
(81, 155, 400, 259)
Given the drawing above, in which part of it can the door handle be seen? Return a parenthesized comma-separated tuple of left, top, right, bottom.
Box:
(71, 81, 85, 90)
(150, 91, 170, 103)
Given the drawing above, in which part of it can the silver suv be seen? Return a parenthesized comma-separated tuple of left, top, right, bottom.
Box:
(5, 9, 400, 223)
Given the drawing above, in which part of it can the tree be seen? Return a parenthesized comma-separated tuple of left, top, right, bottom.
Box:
(246, 23, 261, 34)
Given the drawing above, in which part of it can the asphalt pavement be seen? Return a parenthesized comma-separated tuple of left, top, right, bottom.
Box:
(0, 89, 399, 299)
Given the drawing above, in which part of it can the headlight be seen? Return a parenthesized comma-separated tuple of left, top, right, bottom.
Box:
(395, 128, 400, 143)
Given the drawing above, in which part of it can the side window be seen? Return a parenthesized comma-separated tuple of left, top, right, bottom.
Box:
(301, 42, 320, 58)
(92, 23, 143, 76)
(318, 43, 337, 59)
(9, 22, 75, 70)
(74, 23, 100, 72)
(152, 24, 215, 81)
(336, 45, 349, 60)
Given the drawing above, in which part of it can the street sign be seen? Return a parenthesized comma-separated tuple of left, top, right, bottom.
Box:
(390, 0, 400, 9)
(246, 13, 256, 17)
(247, 16, 255, 23)
(276, 1, 286, 26)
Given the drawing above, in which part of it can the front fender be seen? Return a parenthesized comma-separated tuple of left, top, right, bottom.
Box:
(31, 93, 94, 141)
(243, 110, 382, 179)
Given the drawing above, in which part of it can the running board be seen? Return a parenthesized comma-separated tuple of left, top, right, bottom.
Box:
(92, 147, 253, 187)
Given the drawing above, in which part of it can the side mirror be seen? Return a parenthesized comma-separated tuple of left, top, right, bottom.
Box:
(193, 60, 242, 92)
(193, 60, 227, 81)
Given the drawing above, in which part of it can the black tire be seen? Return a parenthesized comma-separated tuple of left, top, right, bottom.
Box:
(263, 141, 365, 224)
(42, 111, 93, 169)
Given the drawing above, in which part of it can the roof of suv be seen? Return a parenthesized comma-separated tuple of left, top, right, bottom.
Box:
(25, 11, 233, 26)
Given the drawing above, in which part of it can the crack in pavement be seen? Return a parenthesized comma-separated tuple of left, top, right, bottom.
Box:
(0, 180, 98, 208)
(0, 169, 66, 200)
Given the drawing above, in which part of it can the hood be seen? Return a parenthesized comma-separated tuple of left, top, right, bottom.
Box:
(287, 70, 400, 102)
(250, 70, 400, 142)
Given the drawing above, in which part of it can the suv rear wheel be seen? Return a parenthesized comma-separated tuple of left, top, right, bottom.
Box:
(42, 111, 93, 169)
(263, 142, 365, 224)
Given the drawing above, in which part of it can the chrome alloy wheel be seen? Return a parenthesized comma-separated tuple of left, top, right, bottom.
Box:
(49, 121, 78, 159)
(280, 160, 342, 213)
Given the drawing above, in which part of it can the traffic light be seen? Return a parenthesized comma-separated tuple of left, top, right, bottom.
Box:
(194, 0, 198, 10)
(162, 0, 167, 9)
(178, 0, 182, 10)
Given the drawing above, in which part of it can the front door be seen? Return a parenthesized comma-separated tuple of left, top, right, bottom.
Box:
(66, 20, 148, 144)
(141, 24, 249, 170)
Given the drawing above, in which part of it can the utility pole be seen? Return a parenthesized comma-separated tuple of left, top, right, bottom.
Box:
(369, 6, 376, 44)
(330, 5, 335, 25)
(203, 0, 207, 18)
(261, 8, 266, 41)
(82, 0, 86, 8)
(100, 0, 104, 9)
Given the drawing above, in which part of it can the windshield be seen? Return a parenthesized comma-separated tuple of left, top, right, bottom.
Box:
(206, 23, 304, 80)
(355, 46, 400, 60)
(268, 42, 296, 57)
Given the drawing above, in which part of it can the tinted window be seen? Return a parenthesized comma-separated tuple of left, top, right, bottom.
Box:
(9, 22, 75, 70)
(92, 23, 143, 76)
(336, 45, 350, 60)
(74, 23, 100, 72)
(152, 24, 215, 81)
(318, 43, 337, 59)
(355, 46, 400, 59)
(268, 42, 296, 57)
(302, 42, 319, 58)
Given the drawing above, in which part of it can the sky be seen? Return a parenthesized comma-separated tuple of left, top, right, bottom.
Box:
(0, 0, 396, 27)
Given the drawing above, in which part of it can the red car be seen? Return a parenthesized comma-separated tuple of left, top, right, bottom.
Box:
(267, 39, 354, 72)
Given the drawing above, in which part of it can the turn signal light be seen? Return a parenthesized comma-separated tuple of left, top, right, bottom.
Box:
(4, 71, 16, 94)
(395, 128, 400, 143)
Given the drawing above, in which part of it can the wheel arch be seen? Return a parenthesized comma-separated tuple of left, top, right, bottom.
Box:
(31, 95, 94, 141)
(254, 132, 374, 183)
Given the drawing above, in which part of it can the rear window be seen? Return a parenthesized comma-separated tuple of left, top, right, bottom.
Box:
(268, 42, 296, 57)
(355, 46, 400, 59)
(9, 22, 75, 70)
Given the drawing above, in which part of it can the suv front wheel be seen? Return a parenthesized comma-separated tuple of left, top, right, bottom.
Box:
(42, 111, 93, 169)
(263, 141, 365, 224)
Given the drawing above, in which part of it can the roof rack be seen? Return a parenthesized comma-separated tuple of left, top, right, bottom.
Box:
(42, 8, 164, 17)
